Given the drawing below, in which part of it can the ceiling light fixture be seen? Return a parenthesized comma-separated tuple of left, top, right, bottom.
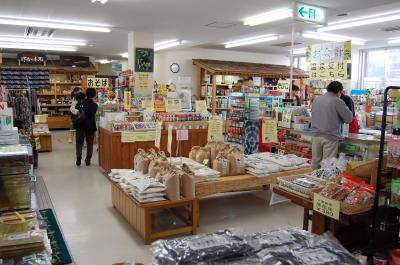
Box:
(121, 52, 128, 58)
(388, 38, 400, 44)
(302, 32, 366, 45)
(0, 15, 110, 32)
(317, 11, 400, 32)
(290, 48, 307, 55)
(243, 8, 292, 26)
(96, 59, 113, 64)
(0, 42, 77, 51)
(91, 0, 108, 3)
(154, 40, 181, 51)
(224, 34, 278, 48)
(0, 35, 86, 46)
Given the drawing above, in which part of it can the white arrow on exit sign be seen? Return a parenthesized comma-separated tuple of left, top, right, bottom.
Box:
(294, 2, 327, 25)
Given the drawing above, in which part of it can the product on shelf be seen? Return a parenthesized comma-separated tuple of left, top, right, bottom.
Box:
(391, 179, 400, 209)
(310, 154, 348, 180)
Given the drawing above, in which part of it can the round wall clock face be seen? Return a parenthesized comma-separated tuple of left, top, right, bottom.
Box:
(170, 63, 180, 73)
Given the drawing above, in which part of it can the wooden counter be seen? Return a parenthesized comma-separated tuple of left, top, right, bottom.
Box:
(98, 127, 208, 172)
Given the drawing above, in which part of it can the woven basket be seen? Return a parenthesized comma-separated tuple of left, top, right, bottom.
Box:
(340, 201, 373, 215)
(278, 174, 324, 199)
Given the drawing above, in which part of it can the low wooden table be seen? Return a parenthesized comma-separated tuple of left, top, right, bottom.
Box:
(36, 133, 52, 152)
(272, 186, 372, 248)
(111, 182, 197, 244)
(194, 167, 312, 225)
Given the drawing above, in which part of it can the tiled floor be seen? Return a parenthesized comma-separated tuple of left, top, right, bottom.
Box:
(37, 131, 304, 265)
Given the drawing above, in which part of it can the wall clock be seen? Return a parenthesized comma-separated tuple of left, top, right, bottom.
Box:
(170, 63, 180, 73)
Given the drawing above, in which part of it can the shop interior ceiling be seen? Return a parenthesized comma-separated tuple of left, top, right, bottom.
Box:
(0, 0, 400, 58)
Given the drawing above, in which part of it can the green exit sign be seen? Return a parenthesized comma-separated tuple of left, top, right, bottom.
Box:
(294, 2, 327, 25)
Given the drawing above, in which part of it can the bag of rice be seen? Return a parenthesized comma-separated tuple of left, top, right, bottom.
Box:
(195, 147, 211, 167)
(181, 164, 195, 199)
(227, 147, 245, 176)
(213, 153, 230, 177)
(163, 171, 180, 201)
(134, 149, 148, 172)
(189, 146, 201, 160)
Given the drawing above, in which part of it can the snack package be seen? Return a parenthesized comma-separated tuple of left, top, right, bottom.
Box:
(387, 139, 400, 169)
(196, 147, 211, 167)
(189, 146, 201, 161)
(391, 179, 400, 209)
(343, 188, 374, 206)
(213, 153, 230, 177)
(319, 182, 353, 200)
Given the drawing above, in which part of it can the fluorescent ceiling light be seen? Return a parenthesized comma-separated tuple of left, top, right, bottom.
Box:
(92, 0, 108, 3)
(0, 16, 110, 32)
(243, 8, 292, 26)
(0, 42, 76, 51)
(224, 34, 278, 48)
(290, 48, 307, 55)
(0, 35, 86, 46)
(302, 32, 366, 45)
(154, 40, 181, 51)
(388, 38, 400, 44)
(96, 59, 114, 64)
(317, 12, 400, 32)
(121, 52, 128, 58)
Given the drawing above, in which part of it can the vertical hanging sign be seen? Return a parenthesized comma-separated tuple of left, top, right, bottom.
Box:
(124, 89, 131, 110)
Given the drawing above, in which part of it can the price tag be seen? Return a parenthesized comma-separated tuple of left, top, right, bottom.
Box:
(176, 129, 189, 141)
(167, 125, 173, 154)
(313, 193, 340, 220)
(195, 100, 208, 114)
(121, 131, 156, 143)
(154, 122, 162, 148)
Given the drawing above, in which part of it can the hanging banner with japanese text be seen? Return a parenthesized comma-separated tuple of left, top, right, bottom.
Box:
(306, 41, 352, 80)
(87, 77, 109, 89)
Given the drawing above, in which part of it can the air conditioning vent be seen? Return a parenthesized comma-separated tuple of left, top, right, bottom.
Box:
(382, 25, 400, 32)
(272, 42, 302, 47)
(205, 22, 236, 29)
(25, 27, 55, 37)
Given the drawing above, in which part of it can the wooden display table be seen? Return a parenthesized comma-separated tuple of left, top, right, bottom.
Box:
(111, 181, 197, 244)
(194, 167, 311, 225)
(98, 127, 208, 172)
(47, 116, 71, 129)
(35, 133, 52, 152)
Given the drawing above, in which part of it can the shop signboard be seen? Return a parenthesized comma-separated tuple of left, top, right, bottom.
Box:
(207, 116, 224, 142)
(313, 193, 340, 220)
(261, 119, 278, 143)
(121, 131, 156, 143)
(277, 80, 290, 93)
(18, 52, 46, 65)
(87, 77, 109, 89)
(60, 56, 90, 67)
(294, 2, 327, 25)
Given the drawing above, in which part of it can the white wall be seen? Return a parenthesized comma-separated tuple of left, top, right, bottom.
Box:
(153, 48, 290, 97)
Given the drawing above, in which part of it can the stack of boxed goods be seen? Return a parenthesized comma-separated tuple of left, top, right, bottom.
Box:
(0, 145, 31, 212)
(0, 210, 52, 263)
(151, 227, 362, 265)
(188, 142, 246, 177)
(0, 128, 19, 145)
(245, 152, 309, 178)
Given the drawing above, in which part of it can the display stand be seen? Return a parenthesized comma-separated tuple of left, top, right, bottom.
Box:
(111, 181, 197, 244)
(369, 86, 400, 253)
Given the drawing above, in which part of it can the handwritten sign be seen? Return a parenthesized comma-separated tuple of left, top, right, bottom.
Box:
(87, 77, 109, 89)
(166, 98, 182, 113)
(208, 116, 224, 142)
(154, 122, 162, 149)
(262, 119, 278, 143)
(195, 100, 208, 114)
(277, 80, 290, 93)
(137, 72, 151, 93)
(121, 131, 156, 143)
(313, 193, 340, 220)
(141, 98, 154, 110)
